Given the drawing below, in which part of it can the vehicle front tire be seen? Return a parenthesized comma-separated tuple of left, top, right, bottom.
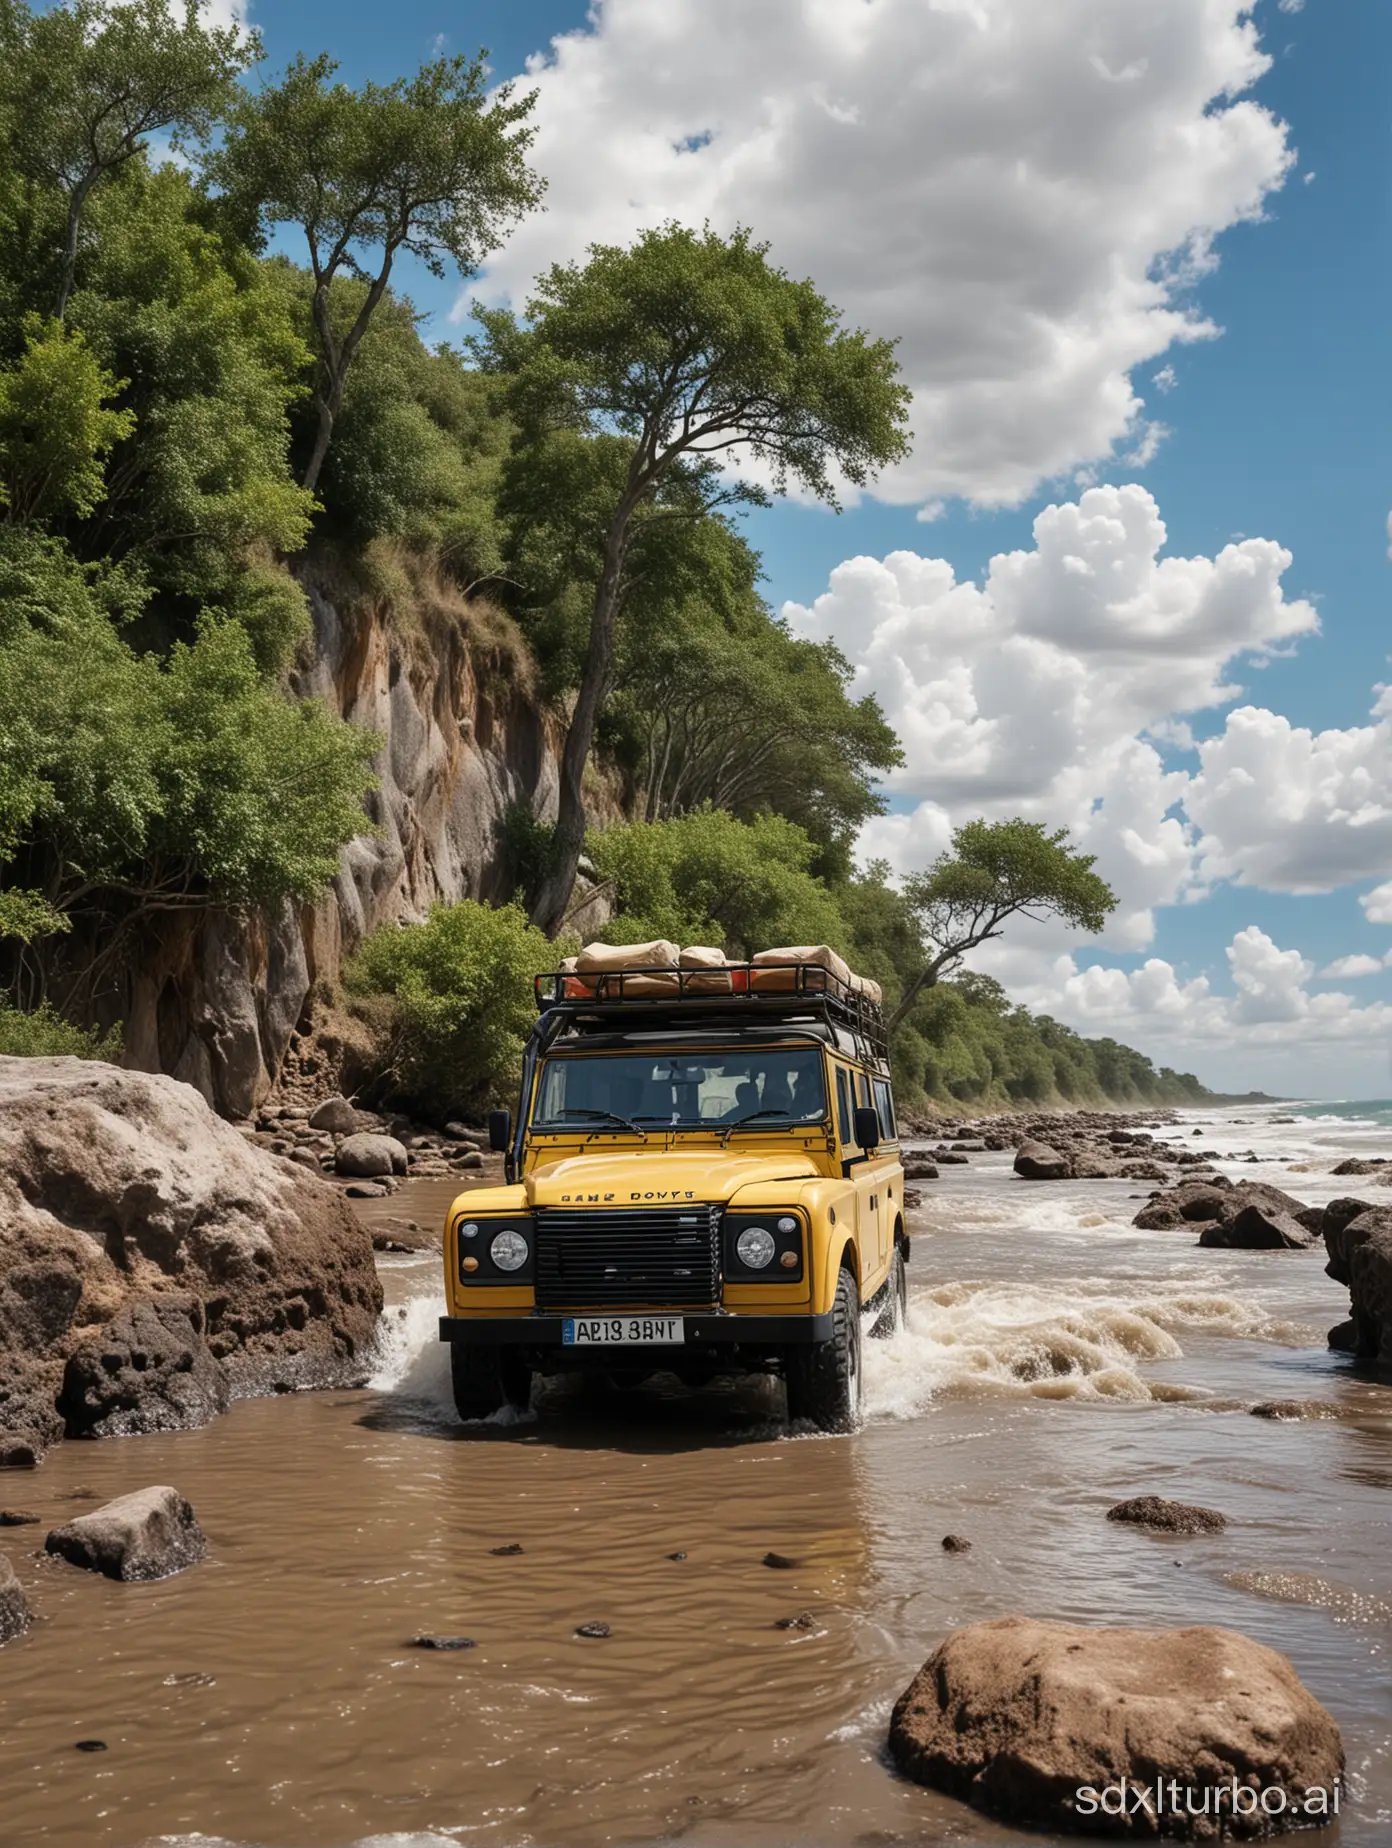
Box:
(785, 1268, 862, 1433)
(871, 1246, 907, 1339)
(449, 1341, 532, 1422)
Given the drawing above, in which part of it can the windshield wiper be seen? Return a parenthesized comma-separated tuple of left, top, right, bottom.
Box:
(542, 1107, 648, 1139)
(719, 1107, 793, 1146)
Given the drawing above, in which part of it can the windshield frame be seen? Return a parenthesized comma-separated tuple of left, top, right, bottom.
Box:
(528, 1039, 831, 1136)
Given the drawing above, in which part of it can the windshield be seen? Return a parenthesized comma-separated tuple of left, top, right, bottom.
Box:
(533, 1047, 828, 1130)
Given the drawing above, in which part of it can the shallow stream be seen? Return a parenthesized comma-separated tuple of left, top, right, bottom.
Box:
(1, 1106, 1389, 1848)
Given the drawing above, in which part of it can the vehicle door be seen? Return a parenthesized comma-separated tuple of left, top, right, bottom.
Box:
(837, 1064, 883, 1288)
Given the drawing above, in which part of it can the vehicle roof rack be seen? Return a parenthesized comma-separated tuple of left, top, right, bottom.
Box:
(532, 960, 888, 1059)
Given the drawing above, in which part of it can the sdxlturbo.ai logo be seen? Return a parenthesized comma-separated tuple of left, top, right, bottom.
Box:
(1074, 1779, 1340, 1821)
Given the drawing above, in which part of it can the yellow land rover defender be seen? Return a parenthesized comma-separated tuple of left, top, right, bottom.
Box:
(438, 948, 907, 1431)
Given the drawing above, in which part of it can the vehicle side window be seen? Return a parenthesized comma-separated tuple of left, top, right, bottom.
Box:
(874, 1078, 897, 1141)
(856, 1070, 872, 1108)
(836, 1067, 853, 1144)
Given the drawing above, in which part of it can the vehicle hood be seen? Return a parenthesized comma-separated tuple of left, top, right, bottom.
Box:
(525, 1150, 819, 1208)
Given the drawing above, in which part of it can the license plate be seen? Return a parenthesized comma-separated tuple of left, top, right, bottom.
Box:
(562, 1316, 685, 1345)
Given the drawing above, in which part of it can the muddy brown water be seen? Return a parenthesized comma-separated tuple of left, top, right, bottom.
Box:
(2, 1108, 1391, 1848)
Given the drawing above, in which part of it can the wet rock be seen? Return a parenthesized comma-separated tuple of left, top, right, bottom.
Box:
(932, 1150, 970, 1165)
(1295, 1205, 1327, 1235)
(443, 1123, 481, 1147)
(0, 1551, 31, 1643)
(369, 1220, 436, 1253)
(901, 1154, 939, 1180)
(335, 1133, 409, 1178)
(346, 1181, 392, 1199)
(762, 1551, 799, 1569)
(1322, 1204, 1392, 1360)
(666, 1551, 687, 1561)
(489, 1542, 524, 1555)
(1321, 1196, 1379, 1242)
(888, 1616, 1343, 1836)
(774, 1611, 816, 1630)
(74, 1739, 107, 1753)
(0, 1509, 38, 1525)
(57, 1295, 228, 1440)
(0, 1059, 382, 1458)
(983, 1135, 1008, 1151)
(1106, 1495, 1227, 1534)
(0, 1438, 38, 1469)
(1134, 1177, 1309, 1242)
(902, 1187, 923, 1209)
(453, 1151, 485, 1171)
(1250, 1400, 1337, 1421)
(46, 1485, 207, 1581)
(308, 1096, 365, 1134)
(941, 1534, 972, 1553)
(1013, 1140, 1069, 1180)
(1332, 1157, 1385, 1176)
(1197, 1203, 1316, 1251)
(411, 1634, 475, 1650)
(575, 1621, 611, 1638)
(288, 1148, 322, 1172)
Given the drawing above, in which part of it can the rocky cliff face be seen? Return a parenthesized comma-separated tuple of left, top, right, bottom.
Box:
(116, 567, 571, 1119)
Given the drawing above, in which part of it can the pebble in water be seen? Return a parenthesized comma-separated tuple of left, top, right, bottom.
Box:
(762, 1551, 798, 1570)
(410, 1635, 476, 1651)
(74, 1740, 107, 1753)
(575, 1622, 611, 1639)
(941, 1534, 972, 1553)
(488, 1542, 524, 1555)
(773, 1612, 816, 1631)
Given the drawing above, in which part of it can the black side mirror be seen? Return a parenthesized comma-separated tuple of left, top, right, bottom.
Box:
(853, 1105, 881, 1152)
(488, 1108, 512, 1153)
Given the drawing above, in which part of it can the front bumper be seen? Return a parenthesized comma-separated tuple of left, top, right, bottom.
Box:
(439, 1311, 835, 1347)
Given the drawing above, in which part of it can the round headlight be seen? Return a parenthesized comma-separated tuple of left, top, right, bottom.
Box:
(460, 1221, 479, 1240)
(736, 1224, 776, 1269)
(776, 1215, 798, 1234)
(489, 1228, 529, 1271)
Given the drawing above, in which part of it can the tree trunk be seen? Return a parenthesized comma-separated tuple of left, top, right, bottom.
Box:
(887, 960, 945, 1036)
(53, 172, 97, 321)
(529, 511, 633, 936)
(301, 391, 338, 496)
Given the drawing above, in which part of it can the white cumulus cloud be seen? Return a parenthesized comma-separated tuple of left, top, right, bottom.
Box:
(481, 0, 1293, 508)
(1320, 954, 1390, 980)
(785, 482, 1317, 949)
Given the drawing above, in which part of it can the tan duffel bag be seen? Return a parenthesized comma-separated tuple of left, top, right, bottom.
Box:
(750, 943, 853, 994)
(576, 939, 680, 996)
(679, 944, 733, 994)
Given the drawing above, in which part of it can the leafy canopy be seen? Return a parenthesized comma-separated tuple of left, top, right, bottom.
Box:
(0, 316, 134, 523)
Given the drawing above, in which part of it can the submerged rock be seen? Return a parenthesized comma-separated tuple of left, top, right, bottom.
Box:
(901, 1154, 940, 1180)
(1107, 1495, 1227, 1534)
(0, 1059, 382, 1459)
(0, 1551, 31, 1643)
(46, 1485, 207, 1581)
(1197, 1203, 1316, 1251)
(888, 1616, 1343, 1837)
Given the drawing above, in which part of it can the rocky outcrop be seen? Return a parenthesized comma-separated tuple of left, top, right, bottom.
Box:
(1322, 1202, 1392, 1361)
(0, 1551, 30, 1642)
(1133, 1179, 1317, 1248)
(45, 1485, 206, 1581)
(0, 1058, 382, 1458)
(78, 565, 622, 1119)
(335, 1133, 408, 1178)
(888, 1616, 1343, 1837)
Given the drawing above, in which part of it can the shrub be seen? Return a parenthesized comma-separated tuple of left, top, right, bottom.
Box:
(0, 1002, 121, 1060)
(346, 900, 569, 1118)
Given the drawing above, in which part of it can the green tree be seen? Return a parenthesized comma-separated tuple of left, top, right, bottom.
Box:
(885, 820, 1117, 1034)
(209, 49, 541, 495)
(0, 0, 254, 319)
(473, 222, 912, 934)
(586, 809, 847, 956)
(0, 316, 134, 523)
(346, 899, 562, 1118)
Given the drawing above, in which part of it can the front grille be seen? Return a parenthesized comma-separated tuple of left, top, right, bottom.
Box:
(534, 1205, 722, 1309)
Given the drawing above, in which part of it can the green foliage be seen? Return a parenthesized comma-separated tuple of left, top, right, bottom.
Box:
(346, 900, 565, 1118)
(0, 998, 121, 1059)
(474, 221, 911, 507)
(0, 0, 255, 318)
(0, 316, 134, 521)
(0, 528, 377, 917)
(586, 810, 847, 958)
(0, 889, 69, 943)
(210, 48, 542, 492)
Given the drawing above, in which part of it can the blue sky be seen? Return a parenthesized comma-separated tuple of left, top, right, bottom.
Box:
(247, 0, 1390, 1093)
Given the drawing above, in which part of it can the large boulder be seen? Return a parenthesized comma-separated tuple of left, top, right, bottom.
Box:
(0, 1551, 31, 1642)
(1322, 1204, 1392, 1361)
(901, 1153, 940, 1180)
(889, 1616, 1343, 1838)
(1014, 1140, 1069, 1180)
(46, 1484, 206, 1581)
(0, 1057, 383, 1458)
(1198, 1203, 1317, 1251)
(334, 1133, 408, 1178)
(306, 1094, 365, 1135)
